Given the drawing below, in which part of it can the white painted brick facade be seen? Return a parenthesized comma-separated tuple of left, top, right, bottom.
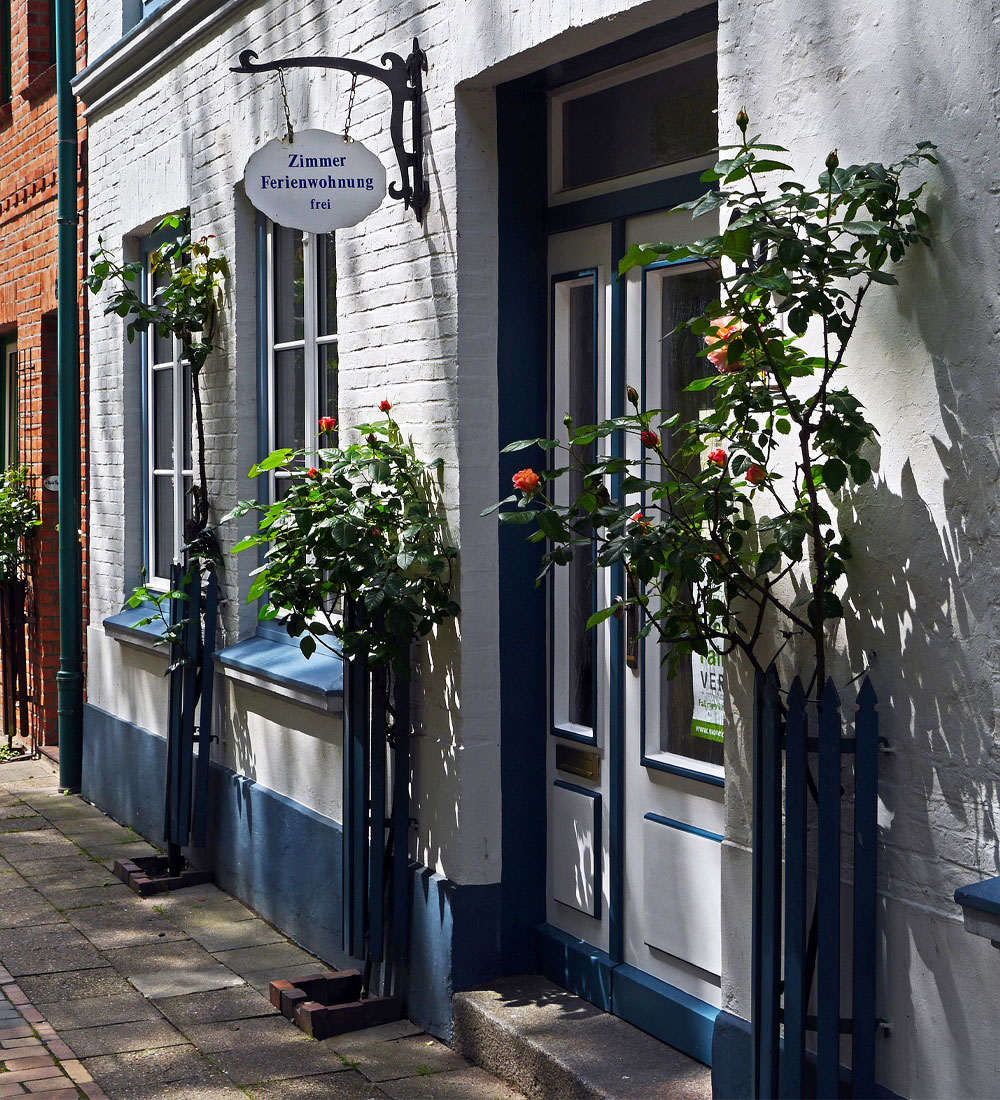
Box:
(80, 0, 1000, 1092)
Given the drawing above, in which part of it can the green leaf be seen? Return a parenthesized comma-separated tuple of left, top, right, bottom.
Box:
(841, 221, 887, 237)
(823, 459, 848, 493)
(586, 605, 618, 630)
(250, 449, 294, 475)
(300, 635, 316, 659)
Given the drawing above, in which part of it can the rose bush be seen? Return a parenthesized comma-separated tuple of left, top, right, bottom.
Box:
(488, 116, 936, 689)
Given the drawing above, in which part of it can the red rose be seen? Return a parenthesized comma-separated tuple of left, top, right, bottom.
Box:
(708, 448, 727, 467)
(307, 467, 318, 479)
(640, 429, 660, 449)
(318, 416, 337, 432)
(379, 399, 392, 412)
(512, 468, 541, 495)
(629, 511, 652, 531)
(745, 464, 767, 485)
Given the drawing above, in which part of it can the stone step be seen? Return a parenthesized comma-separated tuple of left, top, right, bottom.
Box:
(452, 974, 713, 1100)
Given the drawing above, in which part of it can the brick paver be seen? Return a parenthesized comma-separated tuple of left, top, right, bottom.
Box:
(0, 759, 522, 1100)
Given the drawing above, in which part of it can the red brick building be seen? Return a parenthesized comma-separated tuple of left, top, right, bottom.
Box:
(0, 0, 86, 749)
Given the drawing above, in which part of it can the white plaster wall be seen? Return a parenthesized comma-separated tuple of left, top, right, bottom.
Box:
(83, 0, 705, 889)
(717, 1, 1000, 1096)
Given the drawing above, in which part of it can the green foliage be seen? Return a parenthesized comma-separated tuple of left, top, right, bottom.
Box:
(0, 467, 39, 583)
(490, 119, 936, 687)
(228, 410, 459, 675)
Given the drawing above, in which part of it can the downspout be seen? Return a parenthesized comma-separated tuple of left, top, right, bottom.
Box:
(55, 0, 82, 792)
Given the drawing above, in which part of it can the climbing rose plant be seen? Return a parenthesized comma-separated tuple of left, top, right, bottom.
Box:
(487, 115, 936, 691)
(227, 405, 459, 675)
(0, 468, 39, 583)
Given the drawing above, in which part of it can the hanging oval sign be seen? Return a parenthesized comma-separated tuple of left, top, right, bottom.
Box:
(243, 128, 387, 232)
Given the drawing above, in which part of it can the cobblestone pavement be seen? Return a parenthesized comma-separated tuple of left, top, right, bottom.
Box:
(0, 758, 523, 1100)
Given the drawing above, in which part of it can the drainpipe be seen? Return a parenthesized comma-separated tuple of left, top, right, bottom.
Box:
(55, 0, 82, 792)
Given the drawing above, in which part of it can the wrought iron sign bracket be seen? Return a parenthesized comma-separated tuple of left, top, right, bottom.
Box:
(231, 39, 429, 222)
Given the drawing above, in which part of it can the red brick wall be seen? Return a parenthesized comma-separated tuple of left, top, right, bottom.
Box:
(0, 0, 86, 748)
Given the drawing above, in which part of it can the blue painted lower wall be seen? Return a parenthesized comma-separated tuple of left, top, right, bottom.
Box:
(81, 704, 499, 1041)
(711, 1010, 905, 1099)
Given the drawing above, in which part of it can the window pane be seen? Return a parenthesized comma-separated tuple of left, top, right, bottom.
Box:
(183, 475, 194, 545)
(273, 347, 305, 452)
(567, 281, 595, 729)
(319, 342, 338, 425)
(273, 226, 305, 343)
(561, 53, 717, 190)
(150, 263, 174, 364)
(153, 475, 174, 579)
(318, 233, 337, 336)
(658, 266, 723, 767)
(152, 369, 173, 469)
(660, 267, 717, 451)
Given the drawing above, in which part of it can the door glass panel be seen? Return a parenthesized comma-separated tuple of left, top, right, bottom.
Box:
(657, 265, 723, 767)
(567, 282, 596, 728)
(561, 53, 717, 190)
(273, 347, 306, 452)
(152, 369, 173, 469)
(273, 226, 305, 344)
(153, 475, 174, 579)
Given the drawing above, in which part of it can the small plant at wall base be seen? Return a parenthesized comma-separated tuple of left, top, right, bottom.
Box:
(227, 403, 459, 679)
(0, 467, 39, 583)
(488, 116, 936, 695)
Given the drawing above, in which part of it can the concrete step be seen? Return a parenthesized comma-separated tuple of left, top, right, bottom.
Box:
(453, 974, 713, 1100)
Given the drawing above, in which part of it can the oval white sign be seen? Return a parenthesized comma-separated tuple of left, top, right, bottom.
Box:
(243, 129, 387, 232)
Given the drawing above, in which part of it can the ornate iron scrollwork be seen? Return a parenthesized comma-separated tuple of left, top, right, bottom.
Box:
(231, 39, 428, 222)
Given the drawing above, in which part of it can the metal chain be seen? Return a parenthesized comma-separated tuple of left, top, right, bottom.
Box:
(343, 72, 358, 143)
(276, 67, 294, 144)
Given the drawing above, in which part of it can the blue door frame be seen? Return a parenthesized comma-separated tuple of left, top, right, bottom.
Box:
(496, 3, 722, 1066)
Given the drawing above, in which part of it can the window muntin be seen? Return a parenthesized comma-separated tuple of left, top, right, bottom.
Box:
(265, 223, 338, 500)
(549, 33, 717, 202)
(144, 242, 193, 589)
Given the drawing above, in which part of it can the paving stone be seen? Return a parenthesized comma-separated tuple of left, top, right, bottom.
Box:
(18, 968, 136, 1004)
(103, 940, 221, 977)
(210, 942, 323, 977)
(154, 985, 278, 1027)
(65, 902, 188, 950)
(0, 888, 63, 930)
(378, 1068, 526, 1100)
(35, 991, 161, 1031)
(208, 1039, 353, 1085)
(186, 917, 286, 954)
(246, 1070, 392, 1100)
(59, 1019, 188, 1058)
(130, 967, 246, 1000)
(344, 1035, 467, 1083)
(184, 1013, 311, 1053)
(0, 818, 47, 834)
(329, 1021, 424, 1053)
(0, 926, 107, 977)
(83, 1044, 247, 1100)
(47, 885, 129, 910)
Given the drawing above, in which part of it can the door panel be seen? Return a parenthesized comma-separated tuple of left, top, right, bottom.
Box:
(546, 225, 611, 952)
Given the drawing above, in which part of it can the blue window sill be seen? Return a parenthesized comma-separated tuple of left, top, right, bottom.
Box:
(955, 877, 1000, 945)
(103, 606, 170, 655)
(215, 628, 343, 716)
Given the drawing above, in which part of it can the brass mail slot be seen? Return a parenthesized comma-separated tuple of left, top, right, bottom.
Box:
(556, 743, 600, 783)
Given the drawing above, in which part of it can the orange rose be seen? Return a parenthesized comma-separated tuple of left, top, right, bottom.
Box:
(512, 468, 541, 495)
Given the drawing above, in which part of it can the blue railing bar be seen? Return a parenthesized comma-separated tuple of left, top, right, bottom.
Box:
(780, 676, 807, 1099)
(851, 677, 879, 1097)
(191, 569, 218, 850)
(816, 677, 843, 1099)
(368, 663, 388, 970)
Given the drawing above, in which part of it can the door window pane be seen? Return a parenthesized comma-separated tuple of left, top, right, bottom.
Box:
(567, 281, 596, 728)
(153, 476, 174, 579)
(152, 369, 173, 469)
(561, 52, 717, 191)
(319, 343, 339, 424)
(657, 266, 723, 767)
(318, 234, 337, 336)
(273, 347, 305, 453)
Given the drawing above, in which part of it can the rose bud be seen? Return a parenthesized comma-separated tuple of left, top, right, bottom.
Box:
(318, 416, 337, 432)
(563, 413, 574, 429)
(745, 464, 767, 485)
(307, 467, 318, 479)
(367, 433, 377, 446)
(825, 149, 839, 171)
(708, 448, 728, 467)
(640, 429, 660, 449)
(379, 399, 392, 412)
(512, 468, 541, 495)
(626, 385, 639, 407)
(736, 109, 749, 133)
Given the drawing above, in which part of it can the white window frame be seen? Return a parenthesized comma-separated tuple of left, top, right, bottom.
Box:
(1, 343, 16, 469)
(144, 242, 193, 591)
(264, 222, 338, 500)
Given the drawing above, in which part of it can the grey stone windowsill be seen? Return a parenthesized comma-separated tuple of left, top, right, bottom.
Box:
(955, 877, 1000, 945)
(103, 605, 170, 656)
(215, 629, 344, 716)
(72, 0, 257, 115)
